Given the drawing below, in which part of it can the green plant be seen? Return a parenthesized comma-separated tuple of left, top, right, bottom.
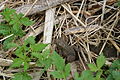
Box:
(12, 72, 32, 80)
(0, 8, 34, 49)
(106, 59, 120, 80)
(74, 54, 106, 80)
(11, 36, 70, 80)
(50, 52, 71, 79)
(117, 0, 120, 7)
(11, 36, 48, 80)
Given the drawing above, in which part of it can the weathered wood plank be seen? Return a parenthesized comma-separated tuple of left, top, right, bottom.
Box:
(43, 8, 56, 44)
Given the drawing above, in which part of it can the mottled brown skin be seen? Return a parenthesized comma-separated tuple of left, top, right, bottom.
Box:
(54, 38, 76, 62)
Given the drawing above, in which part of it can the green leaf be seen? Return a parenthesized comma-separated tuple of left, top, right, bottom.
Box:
(15, 45, 28, 58)
(24, 61, 29, 71)
(112, 71, 120, 80)
(41, 49, 51, 58)
(40, 58, 52, 70)
(0, 29, 10, 35)
(110, 59, 120, 70)
(1, 8, 16, 22)
(12, 13, 23, 21)
(30, 43, 48, 52)
(24, 36, 35, 45)
(36, 50, 52, 69)
(13, 23, 21, 32)
(31, 52, 42, 59)
(88, 63, 98, 72)
(9, 19, 18, 25)
(15, 48, 25, 58)
(64, 63, 71, 77)
(117, 1, 120, 7)
(52, 51, 65, 71)
(107, 74, 114, 80)
(12, 72, 32, 80)
(3, 37, 14, 50)
(5, 42, 18, 49)
(11, 58, 23, 68)
(0, 24, 10, 35)
(97, 55, 106, 69)
(95, 70, 103, 80)
(80, 70, 95, 80)
(74, 72, 80, 80)
(50, 71, 64, 79)
(0, 24, 10, 29)
(20, 17, 34, 26)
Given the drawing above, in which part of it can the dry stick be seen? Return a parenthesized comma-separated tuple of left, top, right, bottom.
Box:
(0, 58, 13, 66)
(79, 0, 92, 62)
(15, 0, 81, 16)
(0, 72, 13, 78)
(0, 4, 5, 11)
(80, 46, 88, 62)
(77, 52, 87, 70)
(73, 0, 85, 26)
(23, 0, 38, 17)
(76, 0, 85, 18)
(58, 13, 66, 37)
(62, 4, 86, 27)
(101, 0, 107, 24)
(66, 4, 79, 27)
(109, 39, 120, 53)
(0, 34, 14, 42)
(99, 12, 119, 55)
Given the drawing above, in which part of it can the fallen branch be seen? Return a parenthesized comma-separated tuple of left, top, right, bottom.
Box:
(15, 0, 81, 16)
(64, 24, 101, 35)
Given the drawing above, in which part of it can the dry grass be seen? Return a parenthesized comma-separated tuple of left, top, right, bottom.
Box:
(0, 0, 120, 79)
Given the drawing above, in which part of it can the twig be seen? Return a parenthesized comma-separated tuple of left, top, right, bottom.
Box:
(109, 39, 120, 53)
(62, 4, 86, 27)
(99, 11, 119, 54)
(24, 0, 38, 17)
(0, 34, 14, 42)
